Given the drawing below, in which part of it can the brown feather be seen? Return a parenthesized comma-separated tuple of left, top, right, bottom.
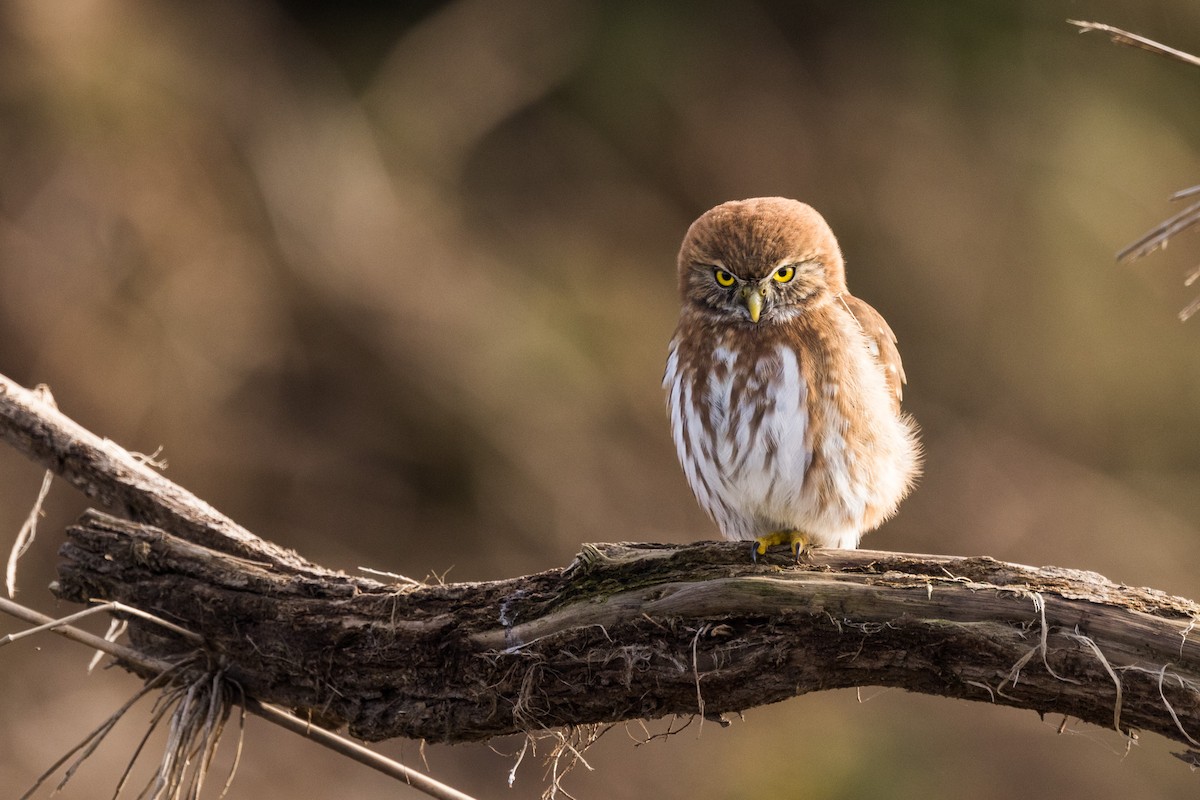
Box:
(838, 293, 907, 409)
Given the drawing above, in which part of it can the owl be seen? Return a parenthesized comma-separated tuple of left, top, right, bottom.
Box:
(664, 197, 920, 558)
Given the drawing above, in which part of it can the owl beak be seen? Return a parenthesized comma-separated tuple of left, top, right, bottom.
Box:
(740, 286, 766, 323)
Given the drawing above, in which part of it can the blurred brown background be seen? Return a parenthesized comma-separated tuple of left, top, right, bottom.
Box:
(2, 1, 1200, 798)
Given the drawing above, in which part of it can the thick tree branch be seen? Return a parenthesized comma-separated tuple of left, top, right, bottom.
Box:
(5, 371, 1200, 757)
(51, 511, 1200, 749)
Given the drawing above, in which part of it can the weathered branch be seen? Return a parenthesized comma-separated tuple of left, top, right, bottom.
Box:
(51, 510, 1200, 750)
(5, 371, 1200, 757)
(0, 376, 329, 573)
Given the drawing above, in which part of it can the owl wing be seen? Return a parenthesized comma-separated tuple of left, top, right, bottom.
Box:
(841, 294, 906, 409)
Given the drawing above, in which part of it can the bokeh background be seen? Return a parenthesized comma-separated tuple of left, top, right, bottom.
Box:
(2, 1, 1200, 798)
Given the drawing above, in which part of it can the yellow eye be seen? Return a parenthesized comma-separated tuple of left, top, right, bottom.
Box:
(714, 268, 736, 287)
(773, 265, 796, 283)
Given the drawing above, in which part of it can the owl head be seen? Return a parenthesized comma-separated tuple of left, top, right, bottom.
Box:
(677, 197, 846, 325)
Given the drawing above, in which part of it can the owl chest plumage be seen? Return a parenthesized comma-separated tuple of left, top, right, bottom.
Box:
(665, 313, 912, 548)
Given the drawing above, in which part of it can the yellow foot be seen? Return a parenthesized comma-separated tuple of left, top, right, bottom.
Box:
(751, 531, 813, 564)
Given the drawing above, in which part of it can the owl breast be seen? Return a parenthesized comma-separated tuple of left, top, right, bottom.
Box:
(665, 324, 915, 549)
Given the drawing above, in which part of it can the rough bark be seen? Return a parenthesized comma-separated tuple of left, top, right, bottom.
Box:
(53, 510, 1200, 749)
(6, 372, 1200, 754)
(0, 376, 321, 572)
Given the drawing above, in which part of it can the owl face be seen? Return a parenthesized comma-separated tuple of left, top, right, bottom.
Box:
(677, 197, 847, 325)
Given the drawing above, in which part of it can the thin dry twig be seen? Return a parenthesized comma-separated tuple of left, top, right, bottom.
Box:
(1, 600, 200, 648)
(19, 657, 195, 800)
(7, 466, 52, 598)
(1070, 20, 1200, 320)
(1069, 20, 1200, 67)
(7, 385, 56, 598)
(1115, 199, 1200, 264)
(91, 617, 129, 673)
(0, 597, 479, 800)
(1180, 295, 1200, 323)
(690, 626, 705, 725)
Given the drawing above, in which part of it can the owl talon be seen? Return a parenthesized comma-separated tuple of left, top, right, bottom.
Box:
(750, 540, 771, 564)
(790, 537, 811, 563)
(751, 531, 810, 563)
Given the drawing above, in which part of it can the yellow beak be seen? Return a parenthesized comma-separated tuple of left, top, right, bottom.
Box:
(741, 286, 765, 323)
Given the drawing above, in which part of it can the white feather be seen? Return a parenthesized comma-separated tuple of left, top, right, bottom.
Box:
(667, 325, 917, 550)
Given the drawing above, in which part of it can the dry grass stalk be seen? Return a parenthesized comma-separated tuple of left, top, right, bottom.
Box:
(1071, 20, 1200, 319)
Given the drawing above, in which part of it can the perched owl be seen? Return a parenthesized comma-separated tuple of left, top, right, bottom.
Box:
(664, 197, 920, 558)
